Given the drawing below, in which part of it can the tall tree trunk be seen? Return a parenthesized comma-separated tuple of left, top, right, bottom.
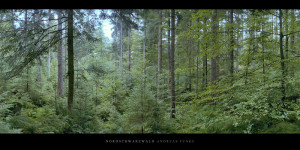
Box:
(157, 10, 162, 101)
(35, 10, 42, 85)
(279, 9, 286, 101)
(48, 9, 51, 77)
(188, 20, 192, 92)
(236, 14, 241, 73)
(170, 9, 176, 119)
(143, 15, 147, 75)
(167, 10, 171, 92)
(120, 21, 123, 74)
(210, 9, 218, 84)
(67, 9, 74, 114)
(65, 33, 68, 76)
(25, 9, 29, 92)
(57, 10, 63, 97)
(128, 28, 131, 72)
(285, 10, 289, 75)
(141, 11, 147, 133)
(229, 9, 234, 85)
(202, 17, 208, 89)
(290, 9, 295, 77)
(245, 29, 253, 85)
(196, 18, 200, 98)
(261, 15, 266, 85)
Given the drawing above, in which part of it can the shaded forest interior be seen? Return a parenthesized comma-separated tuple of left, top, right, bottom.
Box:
(0, 9, 300, 133)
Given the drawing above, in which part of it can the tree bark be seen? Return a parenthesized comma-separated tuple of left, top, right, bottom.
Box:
(48, 9, 51, 77)
(196, 18, 200, 98)
(236, 13, 241, 73)
(24, 9, 29, 92)
(290, 9, 295, 77)
(37, 57, 42, 84)
(157, 10, 162, 101)
(167, 10, 171, 92)
(285, 10, 289, 75)
(57, 10, 63, 97)
(120, 21, 123, 74)
(128, 28, 131, 72)
(170, 9, 175, 119)
(210, 9, 218, 84)
(143, 14, 147, 75)
(261, 15, 266, 85)
(229, 9, 234, 84)
(279, 9, 286, 101)
(202, 17, 208, 89)
(67, 9, 74, 114)
(35, 10, 42, 85)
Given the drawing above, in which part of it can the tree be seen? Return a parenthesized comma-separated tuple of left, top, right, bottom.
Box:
(120, 21, 123, 74)
(67, 9, 74, 114)
(279, 9, 286, 101)
(34, 10, 42, 85)
(202, 16, 208, 89)
(157, 10, 162, 101)
(210, 9, 219, 84)
(57, 10, 63, 97)
(48, 9, 52, 77)
(24, 9, 29, 92)
(229, 9, 234, 84)
(170, 9, 175, 119)
(128, 27, 131, 72)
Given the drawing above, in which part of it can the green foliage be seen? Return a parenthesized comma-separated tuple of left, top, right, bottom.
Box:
(8, 106, 66, 133)
(1, 9, 300, 134)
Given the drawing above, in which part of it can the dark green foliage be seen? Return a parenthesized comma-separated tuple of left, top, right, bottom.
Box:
(1, 9, 300, 134)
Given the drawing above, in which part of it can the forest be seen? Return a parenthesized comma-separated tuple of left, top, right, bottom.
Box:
(0, 9, 300, 134)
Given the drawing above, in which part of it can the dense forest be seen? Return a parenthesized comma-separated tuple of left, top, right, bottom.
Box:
(0, 9, 300, 134)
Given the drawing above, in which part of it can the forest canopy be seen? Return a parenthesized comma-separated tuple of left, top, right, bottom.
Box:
(0, 9, 300, 134)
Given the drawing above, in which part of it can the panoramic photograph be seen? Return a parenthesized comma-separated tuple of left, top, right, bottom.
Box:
(0, 9, 299, 134)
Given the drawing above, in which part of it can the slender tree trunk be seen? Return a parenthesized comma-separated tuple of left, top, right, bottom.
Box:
(261, 16, 266, 85)
(236, 14, 241, 73)
(120, 21, 123, 74)
(24, 9, 29, 92)
(202, 17, 208, 89)
(37, 57, 42, 84)
(167, 10, 171, 92)
(245, 29, 252, 85)
(35, 10, 42, 85)
(285, 10, 289, 75)
(229, 9, 234, 85)
(64, 17, 68, 77)
(279, 9, 286, 101)
(48, 9, 51, 77)
(196, 19, 200, 98)
(141, 11, 147, 133)
(67, 9, 74, 114)
(128, 28, 131, 72)
(57, 10, 63, 97)
(210, 9, 218, 84)
(157, 10, 162, 101)
(170, 9, 176, 119)
(65, 35, 68, 75)
(143, 16, 147, 75)
(188, 20, 192, 92)
(290, 9, 295, 77)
